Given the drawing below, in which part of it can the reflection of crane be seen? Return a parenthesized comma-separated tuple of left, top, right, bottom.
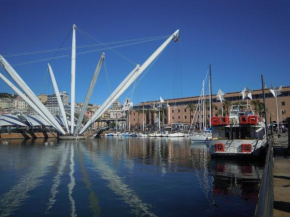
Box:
(191, 145, 218, 211)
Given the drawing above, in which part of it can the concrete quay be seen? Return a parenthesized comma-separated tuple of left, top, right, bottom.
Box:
(273, 132, 290, 217)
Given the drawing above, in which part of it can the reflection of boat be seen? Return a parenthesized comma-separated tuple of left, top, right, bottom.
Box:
(209, 105, 267, 157)
(210, 159, 263, 207)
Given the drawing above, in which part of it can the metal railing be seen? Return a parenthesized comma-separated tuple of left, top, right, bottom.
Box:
(255, 138, 274, 217)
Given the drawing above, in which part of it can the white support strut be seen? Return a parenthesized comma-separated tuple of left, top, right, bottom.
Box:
(0, 55, 66, 135)
(0, 73, 53, 125)
(75, 53, 105, 134)
(79, 29, 179, 134)
(70, 24, 76, 134)
(48, 63, 70, 133)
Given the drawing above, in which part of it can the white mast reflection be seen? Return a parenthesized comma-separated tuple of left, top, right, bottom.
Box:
(68, 143, 77, 217)
(46, 144, 69, 213)
(0, 145, 61, 217)
(81, 142, 157, 217)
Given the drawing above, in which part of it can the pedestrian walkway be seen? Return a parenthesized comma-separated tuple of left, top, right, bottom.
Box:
(273, 132, 290, 217)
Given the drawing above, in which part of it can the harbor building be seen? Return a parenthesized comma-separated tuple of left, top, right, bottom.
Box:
(129, 86, 290, 130)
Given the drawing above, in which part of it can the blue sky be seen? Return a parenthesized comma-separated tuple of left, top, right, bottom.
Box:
(0, 0, 289, 106)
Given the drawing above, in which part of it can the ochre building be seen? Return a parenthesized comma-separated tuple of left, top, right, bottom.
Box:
(129, 86, 290, 130)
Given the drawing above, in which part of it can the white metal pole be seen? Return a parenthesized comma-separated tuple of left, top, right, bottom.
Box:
(48, 64, 70, 133)
(158, 106, 161, 131)
(0, 56, 65, 134)
(143, 105, 145, 132)
(79, 30, 179, 134)
(203, 80, 205, 130)
(70, 24, 76, 134)
(275, 96, 280, 134)
(209, 75, 211, 127)
(0, 73, 52, 125)
(75, 53, 105, 134)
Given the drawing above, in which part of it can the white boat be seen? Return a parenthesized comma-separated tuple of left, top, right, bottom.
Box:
(189, 68, 213, 143)
(138, 133, 148, 137)
(148, 132, 162, 137)
(189, 129, 212, 142)
(168, 132, 185, 137)
(208, 105, 267, 157)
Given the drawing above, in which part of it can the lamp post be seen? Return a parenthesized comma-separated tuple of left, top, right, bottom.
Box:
(270, 85, 282, 136)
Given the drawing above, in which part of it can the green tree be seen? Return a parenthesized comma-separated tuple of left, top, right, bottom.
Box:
(223, 100, 232, 116)
(186, 103, 196, 126)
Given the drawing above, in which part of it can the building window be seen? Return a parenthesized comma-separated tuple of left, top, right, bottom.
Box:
(178, 116, 180, 119)
(184, 109, 187, 112)
(172, 110, 174, 113)
(281, 101, 285, 106)
(185, 116, 187, 119)
(191, 115, 193, 119)
(178, 109, 180, 113)
(172, 117, 174, 119)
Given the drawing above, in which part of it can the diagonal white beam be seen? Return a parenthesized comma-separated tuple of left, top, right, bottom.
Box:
(0, 55, 66, 134)
(75, 53, 105, 134)
(79, 29, 179, 134)
(48, 63, 70, 133)
(0, 73, 52, 127)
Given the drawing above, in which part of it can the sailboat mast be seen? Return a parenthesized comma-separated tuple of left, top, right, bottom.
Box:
(209, 64, 212, 127)
(203, 80, 205, 130)
(143, 105, 145, 132)
(70, 24, 76, 134)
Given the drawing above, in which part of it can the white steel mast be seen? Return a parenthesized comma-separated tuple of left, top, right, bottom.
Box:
(0, 55, 66, 134)
(0, 73, 52, 124)
(75, 53, 105, 134)
(143, 105, 145, 132)
(209, 65, 212, 128)
(79, 29, 179, 134)
(48, 63, 70, 133)
(70, 24, 76, 134)
(202, 80, 205, 130)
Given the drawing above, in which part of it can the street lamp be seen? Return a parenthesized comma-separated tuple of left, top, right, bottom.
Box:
(270, 85, 282, 135)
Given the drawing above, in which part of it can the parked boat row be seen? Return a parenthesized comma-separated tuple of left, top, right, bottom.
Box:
(104, 131, 189, 138)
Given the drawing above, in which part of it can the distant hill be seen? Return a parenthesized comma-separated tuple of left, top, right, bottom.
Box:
(0, 92, 18, 98)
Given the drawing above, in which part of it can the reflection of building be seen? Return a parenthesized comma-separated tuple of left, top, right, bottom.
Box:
(130, 86, 290, 128)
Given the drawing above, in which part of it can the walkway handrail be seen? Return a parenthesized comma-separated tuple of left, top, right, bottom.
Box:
(255, 138, 274, 217)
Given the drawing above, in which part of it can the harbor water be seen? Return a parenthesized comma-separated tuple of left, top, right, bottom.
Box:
(0, 137, 264, 217)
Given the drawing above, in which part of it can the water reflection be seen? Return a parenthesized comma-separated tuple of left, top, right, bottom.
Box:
(0, 138, 264, 217)
(0, 139, 60, 217)
(82, 140, 158, 217)
(46, 144, 69, 213)
(68, 143, 77, 217)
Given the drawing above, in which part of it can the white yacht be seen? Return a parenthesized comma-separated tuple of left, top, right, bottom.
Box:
(208, 105, 267, 157)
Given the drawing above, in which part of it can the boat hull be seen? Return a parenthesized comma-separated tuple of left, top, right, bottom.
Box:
(209, 138, 267, 158)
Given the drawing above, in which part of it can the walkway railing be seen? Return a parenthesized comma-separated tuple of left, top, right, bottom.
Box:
(255, 138, 274, 217)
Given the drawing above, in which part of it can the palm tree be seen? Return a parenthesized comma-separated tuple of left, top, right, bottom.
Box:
(160, 106, 168, 129)
(251, 100, 261, 115)
(186, 103, 196, 126)
(223, 100, 232, 116)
